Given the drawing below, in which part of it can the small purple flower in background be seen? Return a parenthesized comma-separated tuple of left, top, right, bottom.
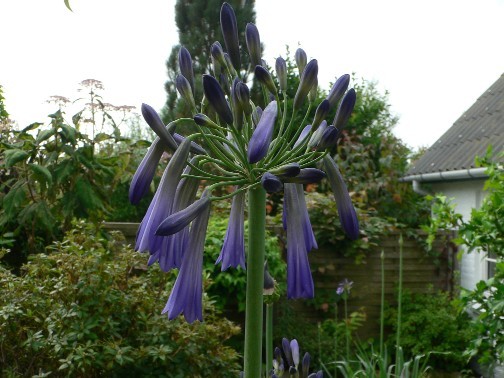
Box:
(129, 2, 360, 324)
(336, 278, 354, 296)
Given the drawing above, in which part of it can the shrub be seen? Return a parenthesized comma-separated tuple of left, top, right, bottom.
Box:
(0, 221, 240, 377)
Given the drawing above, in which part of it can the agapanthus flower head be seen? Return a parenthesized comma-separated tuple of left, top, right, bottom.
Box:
(131, 2, 359, 323)
(336, 278, 353, 296)
(271, 338, 322, 378)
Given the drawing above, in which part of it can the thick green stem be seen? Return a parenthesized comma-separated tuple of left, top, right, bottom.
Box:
(244, 186, 266, 377)
(265, 303, 273, 375)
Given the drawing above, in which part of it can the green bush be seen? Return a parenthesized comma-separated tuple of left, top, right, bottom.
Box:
(0, 221, 240, 377)
(384, 289, 472, 372)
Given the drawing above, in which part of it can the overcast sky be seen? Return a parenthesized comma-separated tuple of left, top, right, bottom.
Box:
(1, 0, 503, 149)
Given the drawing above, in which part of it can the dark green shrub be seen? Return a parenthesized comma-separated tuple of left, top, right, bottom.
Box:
(384, 288, 472, 372)
(0, 221, 240, 377)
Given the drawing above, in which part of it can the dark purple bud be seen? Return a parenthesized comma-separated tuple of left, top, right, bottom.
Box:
(129, 137, 164, 205)
(172, 133, 207, 155)
(210, 41, 227, 66)
(333, 88, 356, 130)
(254, 65, 277, 95)
(141, 103, 178, 151)
(245, 23, 261, 68)
(270, 162, 301, 178)
(231, 78, 244, 130)
(293, 59, 318, 111)
(235, 81, 252, 116)
(220, 2, 240, 71)
(176, 74, 196, 110)
(327, 74, 350, 108)
(294, 125, 312, 148)
(156, 192, 211, 236)
(202, 74, 233, 125)
(178, 46, 194, 95)
(194, 113, 220, 129)
(324, 155, 359, 240)
(282, 168, 326, 184)
(312, 99, 330, 130)
(248, 101, 278, 163)
(282, 338, 293, 367)
(275, 57, 287, 92)
(295, 48, 307, 76)
(261, 172, 283, 193)
(316, 125, 339, 150)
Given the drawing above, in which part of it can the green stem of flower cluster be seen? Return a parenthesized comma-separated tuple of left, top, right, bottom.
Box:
(265, 303, 274, 375)
(244, 186, 266, 377)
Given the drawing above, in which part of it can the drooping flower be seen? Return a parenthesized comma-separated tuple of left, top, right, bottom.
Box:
(261, 172, 283, 193)
(216, 189, 246, 270)
(141, 103, 178, 151)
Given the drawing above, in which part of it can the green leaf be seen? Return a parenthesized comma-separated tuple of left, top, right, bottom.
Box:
(36, 129, 56, 144)
(28, 164, 53, 187)
(64, 0, 72, 11)
(94, 133, 112, 143)
(59, 125, 77, 144)
(4, 149, 29, 167)
(2, 183, 27, 219)
(21, 122, 43, 133)
(72, 110, 83, 127)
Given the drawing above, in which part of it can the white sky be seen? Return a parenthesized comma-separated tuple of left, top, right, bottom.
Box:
(1, 0, 503, 149)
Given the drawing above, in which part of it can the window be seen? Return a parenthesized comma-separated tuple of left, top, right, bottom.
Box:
(485, 251, 497, 279)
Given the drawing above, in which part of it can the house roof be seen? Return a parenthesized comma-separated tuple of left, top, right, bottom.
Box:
(405, 73, 504, 179)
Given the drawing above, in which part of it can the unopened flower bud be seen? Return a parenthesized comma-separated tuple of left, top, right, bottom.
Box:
(245, 23, 262, 68)
(248, 101, 278, 163)
(293, 59, 318, 111)
(275, 57, 287, 92)
(210, 41, 227, 66)
(312, 99, 330, 130)
(308, 77, 318, 103)
(294, 125, 312, 148)
(327, 74, 350, 108)
(176, 74, 196, 110)
(203, 74, 233, 126)
(235, 81, 252, 116)
(270, 162, 301, 178)
(261, 172, 283, 193)
(255, 65, 277, 95)
(295, 48, 307, 76)
(220, 2, 240, 71)
(178, 46, 194, 96)
(316, 125, 339, 150)
(308, 120, 327, 149)
(333, 88, 356, 130)
(141, 103, 178, 151)
(252, 106, 263, 127)
(282, 168, 326, 184)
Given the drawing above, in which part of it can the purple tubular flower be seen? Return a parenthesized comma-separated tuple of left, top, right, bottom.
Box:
(254, 65, 277, 95)
(216, 189, 246, 270)
(323, 155, 359, 240)
(178, 46, 194, 95)
(294, 183, 318, 251)
(312, 99, 330, 131)
(294, 125, 312, 148)
(295, 48, 307, 75)
(245, 23, 261, 68)
(302, 352, 311, 377)
(275, 57, 287, 92)
(261, 172, 283, 193)
(282, 168, 326, 184)
(293, 59, 318, 111)
(247, 100, 278, 163)
(220, 2, 240, 71)
(156, 192, 211, 236)
(282, 338, 293, 367)
(176, 74, 196, 109)
(327, 74, 350, 108)
(162, 200, 211, 323)
(316, 125, 339, 151)
(141, 103, 178, 151)
(129, 137, 164, 205)
(333, 88, 356, 129)
(203, 74, 233, 126)
(135, 138, 191, 253)
(284, 184, 315, 299)
(270, 162, 301, 178)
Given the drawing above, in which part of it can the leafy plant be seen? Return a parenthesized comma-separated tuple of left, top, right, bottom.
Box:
(0, 221, 240, 377)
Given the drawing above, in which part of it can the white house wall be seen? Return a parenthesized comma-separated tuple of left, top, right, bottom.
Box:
(430, 179, 487, 290)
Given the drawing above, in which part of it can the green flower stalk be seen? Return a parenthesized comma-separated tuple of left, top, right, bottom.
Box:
(129, 2, 360, 375)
